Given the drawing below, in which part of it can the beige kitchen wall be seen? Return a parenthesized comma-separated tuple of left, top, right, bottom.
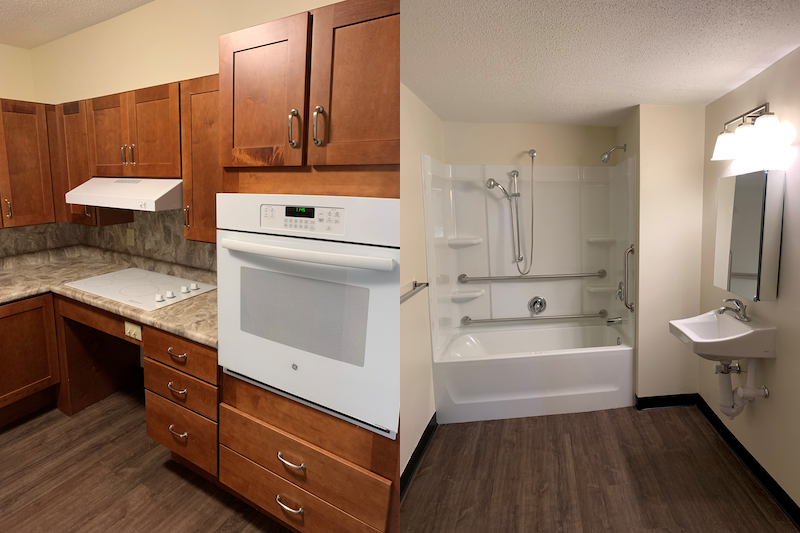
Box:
(700, 46, 800, 502)
(442, 122, 617, 166)
(28, 0, 337, 104)
(400, 84, 441, 471)
(637, 104, 705, 397)
(0, 44, 35, 101)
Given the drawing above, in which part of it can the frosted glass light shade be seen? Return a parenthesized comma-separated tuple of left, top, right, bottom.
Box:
(753, 114, 782, 148)
(781, 120, 797, 146)
(711, 131, 737, 161)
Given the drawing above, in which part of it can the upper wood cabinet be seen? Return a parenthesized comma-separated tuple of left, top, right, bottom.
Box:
(181, 74, 234, 243)
(307, 0, 400, 166)
(219, 12, 310, 167)
(48, 102, 133, 227)
(87, 83, 181, 178)
(0, 100, 56, 228)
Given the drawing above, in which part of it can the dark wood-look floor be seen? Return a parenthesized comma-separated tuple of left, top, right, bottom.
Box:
(0, 388, 291, 533)
(401, 407, 798, 533)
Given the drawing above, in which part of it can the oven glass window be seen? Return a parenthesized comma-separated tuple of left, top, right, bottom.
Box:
(240, 267, 369, 367)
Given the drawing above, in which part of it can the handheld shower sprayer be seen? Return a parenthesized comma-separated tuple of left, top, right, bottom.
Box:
(486, 178, 512, 200)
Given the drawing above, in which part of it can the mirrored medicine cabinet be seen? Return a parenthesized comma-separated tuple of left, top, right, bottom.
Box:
(713, 170, 786, 301)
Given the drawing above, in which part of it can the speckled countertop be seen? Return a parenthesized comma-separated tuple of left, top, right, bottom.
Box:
(0, 245, 218, 348)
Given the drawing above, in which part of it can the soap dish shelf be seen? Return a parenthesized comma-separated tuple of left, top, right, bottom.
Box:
(451, 289, 485, 303)
(447, 237, 483, 249)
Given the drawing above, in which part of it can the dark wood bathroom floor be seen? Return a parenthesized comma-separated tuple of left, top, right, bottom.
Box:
(401, 406, 798, 533)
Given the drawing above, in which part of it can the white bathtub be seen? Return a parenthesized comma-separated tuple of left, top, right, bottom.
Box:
(433, 324, 634, 424)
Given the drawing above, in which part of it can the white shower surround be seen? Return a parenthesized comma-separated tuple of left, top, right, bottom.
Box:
(422, 154, 637, 423)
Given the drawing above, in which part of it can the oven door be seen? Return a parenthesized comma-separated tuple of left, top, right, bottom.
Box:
(217, 229, 400, 436)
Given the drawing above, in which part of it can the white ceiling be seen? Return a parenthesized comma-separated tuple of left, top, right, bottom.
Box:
(401, 0, 800, 126)
(0, 0, 155, 49)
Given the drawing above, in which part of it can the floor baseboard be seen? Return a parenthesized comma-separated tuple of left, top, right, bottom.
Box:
(637, 393, 800, 529)
(400, 413, 437, 499)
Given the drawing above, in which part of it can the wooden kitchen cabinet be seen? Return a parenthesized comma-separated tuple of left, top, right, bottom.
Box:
(307, 0, 400, 166)
(218, 12, 310, 167)
(0, 100, 56, 227)
(0, 295, 60, 409)
(48, 102, 133, 226)
(180, 75, 235, 243)
(87, 83, 180, 178)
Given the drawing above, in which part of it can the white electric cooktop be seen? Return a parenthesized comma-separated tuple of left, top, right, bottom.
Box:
(66, 268, 216, 312)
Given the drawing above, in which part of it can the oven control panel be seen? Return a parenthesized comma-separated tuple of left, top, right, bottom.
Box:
(260, 204, 346, 235)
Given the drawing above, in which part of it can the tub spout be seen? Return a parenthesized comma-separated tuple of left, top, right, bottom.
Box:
(606, 317, 623, 326)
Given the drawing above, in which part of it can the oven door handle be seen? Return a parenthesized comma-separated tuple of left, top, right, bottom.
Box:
(221, 238, 397, 272)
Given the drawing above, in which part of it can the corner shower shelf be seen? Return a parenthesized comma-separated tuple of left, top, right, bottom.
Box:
(586, 235, 616, 244)
(451, 289, 485, 303)
(586, 285, 617, 293)
(447, 237, 483, 249)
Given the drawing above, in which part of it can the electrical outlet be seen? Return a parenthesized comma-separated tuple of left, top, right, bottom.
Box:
(124, 321, 142, 341)
(126, 228, 135, 246)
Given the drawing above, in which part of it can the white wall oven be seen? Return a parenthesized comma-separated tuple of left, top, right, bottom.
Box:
(217, 194, 400, 437)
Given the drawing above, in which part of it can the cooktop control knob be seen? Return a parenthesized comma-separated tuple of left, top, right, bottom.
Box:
(165, 291, 175, 299)
(190, 283, 199, 290)
(181, 286, 190, 294)
(155, 294, 165, 302)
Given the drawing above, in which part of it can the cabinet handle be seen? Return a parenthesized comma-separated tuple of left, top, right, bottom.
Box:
(129, 144, 136, 166)
(312, 105, 324, 146)
(168, 424, 188, 439)
(85, 206, 92, 218)
(167, 382, 187, 396)
(288, 109, 299, 148)
(276, 495, 304, 516)
(4, 199, 11, 219)
(121, 144, 128, 166)
(183, 206, 190, 229)
(277, 452, 306, 471)
(167, 347, 187, 360)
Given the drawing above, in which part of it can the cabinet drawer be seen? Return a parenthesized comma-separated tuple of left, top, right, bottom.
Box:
(144, 358, 218, 421)
(143, 327, 217, 384)
(220, 404, 391, 531)
(145, 391, 217, 475)
(220, 445, 380, 533)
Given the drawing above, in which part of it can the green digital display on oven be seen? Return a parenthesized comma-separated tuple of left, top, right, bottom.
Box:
(286, 206, 315, 218)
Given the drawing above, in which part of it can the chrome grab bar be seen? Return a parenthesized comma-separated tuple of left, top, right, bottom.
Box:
(459, 269, 606, 283)
(462, 309, 608, 326)
(624, 245, 634, 311)
(400, 281, 428, 304)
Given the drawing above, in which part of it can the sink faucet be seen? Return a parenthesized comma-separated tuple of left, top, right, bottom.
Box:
(717, 299, 751, 322)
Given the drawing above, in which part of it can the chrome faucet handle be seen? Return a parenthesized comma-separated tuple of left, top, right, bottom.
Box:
(722, 298, 743, 311)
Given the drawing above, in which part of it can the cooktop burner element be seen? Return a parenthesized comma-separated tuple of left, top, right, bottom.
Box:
(66, 268, 216, 312)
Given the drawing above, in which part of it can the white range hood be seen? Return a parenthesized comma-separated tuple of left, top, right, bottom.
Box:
(65, 178, 183, 212)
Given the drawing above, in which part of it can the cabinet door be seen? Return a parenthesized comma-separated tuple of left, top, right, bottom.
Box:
(50, 102, 97, 225)
(0, 100, 56, 227)
(307, 0, 400, 166)
(181, 75, 226, 243)
(127, 83, 181, 177)
(87, 93, 129, 177)
(0, 295, 60, 409)
(219, 12, 310, 167)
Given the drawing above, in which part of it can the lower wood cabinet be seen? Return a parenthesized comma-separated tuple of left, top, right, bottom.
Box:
(0, 295, 60, 409)
(144, 358, 218, 421)
(143, 326, 218, 384)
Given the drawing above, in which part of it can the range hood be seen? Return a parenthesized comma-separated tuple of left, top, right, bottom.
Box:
(65, 178, 183, 212)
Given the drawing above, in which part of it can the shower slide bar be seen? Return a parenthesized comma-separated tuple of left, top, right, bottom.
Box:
(458, 269, 606, 284)
(461, 309, 609, 326)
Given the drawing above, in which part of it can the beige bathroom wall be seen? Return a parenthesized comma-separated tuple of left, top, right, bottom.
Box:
(399, 84, 441, 471)
(637, 104, 705, 397)
(0, 44, 35, 101)
(441, 122, 617, 166)
(700, 46, 800, 502)
(615, 107, 640, 163)
(29, 0, 336, 104)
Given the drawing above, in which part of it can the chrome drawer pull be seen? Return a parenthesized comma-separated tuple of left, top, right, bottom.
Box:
(277, 452, 306, 471)
(4, 199, 11, 219)
(312, 105, 324, 146)
(168, 424, 188, 439)
(121, 144, 128, 165)
(183, 205, 190, 229)
(276, 495, 303, 516)
(84, 205, 92, 218)
(129, 144, 136, 166)
(167, 382, 187, 395)
(288, 109, 299, 148)
(167, 347, 187, 360)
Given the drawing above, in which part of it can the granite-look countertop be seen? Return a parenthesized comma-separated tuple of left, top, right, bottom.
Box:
(0, 245, 218, 348)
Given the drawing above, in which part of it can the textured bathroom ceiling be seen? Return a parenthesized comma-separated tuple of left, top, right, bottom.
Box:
(401, 0, 800, 126)
(0, 0, 155, 49)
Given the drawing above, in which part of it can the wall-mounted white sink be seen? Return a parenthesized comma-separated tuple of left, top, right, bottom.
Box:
(669, 311, 776, 362)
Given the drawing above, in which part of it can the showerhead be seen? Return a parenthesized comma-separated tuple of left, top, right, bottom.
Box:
(601, 144, 626, 163)
(486, 178, 512, 199)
